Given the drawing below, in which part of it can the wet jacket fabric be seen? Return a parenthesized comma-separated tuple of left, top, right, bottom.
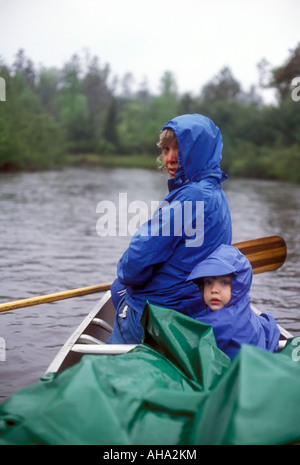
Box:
(187, 244, 281, 359)
(112, 114, 232, 318)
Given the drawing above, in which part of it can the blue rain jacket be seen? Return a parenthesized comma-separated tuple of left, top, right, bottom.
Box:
(113, 114, 232, 317)
(187, 244, 281, 359)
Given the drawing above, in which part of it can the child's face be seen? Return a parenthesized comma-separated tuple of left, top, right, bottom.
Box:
(162, 138, 178, 178)
(203, 275, 232, 311)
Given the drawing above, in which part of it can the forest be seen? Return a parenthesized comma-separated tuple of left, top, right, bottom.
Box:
(0, 43, 299, 182)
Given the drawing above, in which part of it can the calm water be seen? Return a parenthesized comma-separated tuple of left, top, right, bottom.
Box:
(1, 167, 300, 400)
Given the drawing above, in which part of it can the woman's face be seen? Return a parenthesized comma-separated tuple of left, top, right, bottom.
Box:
(162, 138, 178, 178)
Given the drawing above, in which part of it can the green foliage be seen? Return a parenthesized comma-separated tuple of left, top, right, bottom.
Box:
(0, 59, 64, 170)
(201, 67, 241, 102)
(0, 45, 299, 182)
(269, 42, 300, 101)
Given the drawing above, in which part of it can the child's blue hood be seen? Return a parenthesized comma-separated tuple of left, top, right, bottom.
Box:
(187, 244, 280, 359)
(187, 244, 252, 307)
(162, 114, 227, 186)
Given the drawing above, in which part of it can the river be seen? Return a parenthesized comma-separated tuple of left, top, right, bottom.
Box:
(1, 167, 300, 400)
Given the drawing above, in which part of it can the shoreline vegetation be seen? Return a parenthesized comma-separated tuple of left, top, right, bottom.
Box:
(65, 153, 158, 170)
(0, 45, 299, 182)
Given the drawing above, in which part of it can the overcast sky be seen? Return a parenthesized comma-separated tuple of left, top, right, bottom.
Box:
(1, 0, 299, 101)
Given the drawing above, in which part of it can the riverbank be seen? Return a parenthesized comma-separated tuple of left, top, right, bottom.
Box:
(66, 146, 300, 184)
(1, 149, 300, 184)
(0, 153, 159, 173)
(66, 153, 159, 170)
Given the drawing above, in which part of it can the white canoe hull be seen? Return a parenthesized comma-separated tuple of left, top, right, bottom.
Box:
(45, 291, 293, 375)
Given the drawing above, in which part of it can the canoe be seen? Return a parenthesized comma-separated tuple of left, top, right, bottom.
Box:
(45, 290, 293, 376)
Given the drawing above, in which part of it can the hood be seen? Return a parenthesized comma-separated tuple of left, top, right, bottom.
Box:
(186, 244, 280, 359)
(187, 244, 252, 307)
(162, 114, 227, 186)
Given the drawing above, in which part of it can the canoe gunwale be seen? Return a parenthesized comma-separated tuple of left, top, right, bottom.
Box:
(45, 291, 113, 374)
(45, 295, 293, 376)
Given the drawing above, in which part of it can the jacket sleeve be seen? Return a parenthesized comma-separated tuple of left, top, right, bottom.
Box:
(117, 199, 185, 286)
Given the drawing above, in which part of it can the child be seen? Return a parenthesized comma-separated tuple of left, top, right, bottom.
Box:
(186, 244, 280, 359)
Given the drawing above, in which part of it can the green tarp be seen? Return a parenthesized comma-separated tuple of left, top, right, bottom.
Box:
(1, 302, 300, 445)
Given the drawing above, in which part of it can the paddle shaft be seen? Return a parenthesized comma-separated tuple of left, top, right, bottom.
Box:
(0, 235, 286, 313)
(0, 283, 112, 313)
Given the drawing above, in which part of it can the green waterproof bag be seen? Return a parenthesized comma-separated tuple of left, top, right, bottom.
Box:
(0, 302, 299, 445)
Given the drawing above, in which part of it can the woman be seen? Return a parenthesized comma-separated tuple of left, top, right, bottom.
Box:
(108, 114, 232, 344)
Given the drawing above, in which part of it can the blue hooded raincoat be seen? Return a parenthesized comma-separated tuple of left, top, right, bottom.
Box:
(109, 114, 232, 343)
(187, 244, 281, 359)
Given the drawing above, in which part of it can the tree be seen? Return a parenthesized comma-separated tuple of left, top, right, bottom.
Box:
(159, 71, 178, 97)
(13, 49, 36, 90)
(57, 55, 92, 151)
(201, 66, 241, 101)
(102, 97, 119, 151)
(121, 72, 135, 99)
(151, 71, 178, 125)
(37, 67, 60, 116)
(262, 42, 300, 101)
(1, 47, 299, 182)
(83, 55, 111, 148)
(177, 92, 195, 115)
(0, 55, 64, 170)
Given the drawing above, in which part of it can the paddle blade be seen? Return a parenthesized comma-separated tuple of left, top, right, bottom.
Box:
(234, 235, 287, 274)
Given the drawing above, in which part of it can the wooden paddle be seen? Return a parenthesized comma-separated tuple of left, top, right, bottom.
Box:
(235, 235, 287, 275)
(0, 235, 286, 313)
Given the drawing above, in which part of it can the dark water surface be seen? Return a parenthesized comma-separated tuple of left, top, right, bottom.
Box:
(1, 167, 300, 400)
